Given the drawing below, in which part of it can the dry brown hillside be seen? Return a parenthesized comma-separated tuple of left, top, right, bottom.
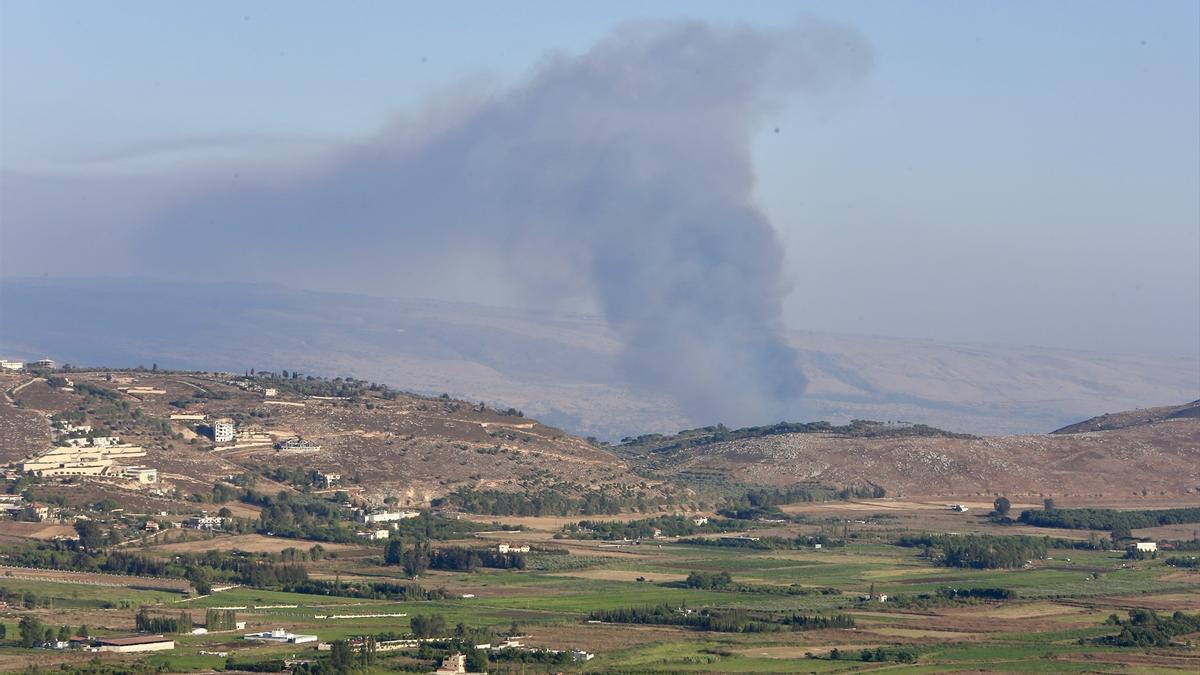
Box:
(632, 413, 1200, 499)
(0, 370, 666, 507)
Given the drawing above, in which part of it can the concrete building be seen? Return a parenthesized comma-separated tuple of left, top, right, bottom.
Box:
(362, 510, 420, 524)
(497, 543, 530, 554)
(276, 437, 321, 453)
(21, 443, 146, 478)
(0, 359, 23, 371)
(213, 419, 236, 444)
(1134, 542, 1158, 552)
(186, 514, 224, 530)
(692, 516, 709, 526)
(33, 359, 55, 369)
(96, 635, 175, 653)
(123, 467, 158, 484)
(243, 628, 318, 644)
(434, 653, 467, 674)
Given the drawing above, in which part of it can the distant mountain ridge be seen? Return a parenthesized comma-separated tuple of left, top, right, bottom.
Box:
(2, 277, 1196, 439)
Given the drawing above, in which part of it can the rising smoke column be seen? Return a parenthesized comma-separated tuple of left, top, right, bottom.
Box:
(138, 19, 873, 426)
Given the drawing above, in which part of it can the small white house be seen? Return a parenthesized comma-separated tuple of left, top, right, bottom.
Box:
(1134, 542, 1158, 552)
(497, 543, 530, 554)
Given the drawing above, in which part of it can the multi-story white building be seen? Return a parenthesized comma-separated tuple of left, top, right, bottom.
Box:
(213, 419, 236, 444)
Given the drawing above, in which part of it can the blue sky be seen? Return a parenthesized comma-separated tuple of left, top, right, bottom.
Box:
(2, 1, 1197, 356)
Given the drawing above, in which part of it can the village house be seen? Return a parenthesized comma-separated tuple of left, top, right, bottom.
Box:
(276, 437, 321, 453)
(186, 514, 224, 530)
(497, 543, 530, 554)
(434, 653, 468, 674)
(1134, 541, 1158, 552)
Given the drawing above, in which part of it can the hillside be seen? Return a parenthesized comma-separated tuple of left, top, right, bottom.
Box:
(624, 409, 1200, 498)
(1052, 400, 1200, 434)
(3, 364, 1200, 505)
(2, 277, 1196, 439)
(0, 369, 669, 510)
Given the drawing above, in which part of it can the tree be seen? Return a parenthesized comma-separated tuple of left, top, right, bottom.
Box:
(384, 539, 404, 566)
(186, 566, 214, 595)
(217, 507, 233, 519)
(75, 520, 104, 550)
(993, 497, 1012, 517)
(329, 640, 353, 674)
(384, 496, 399, 506)
(1043, 498, 1056, 510)
(464, 648, 489, 673)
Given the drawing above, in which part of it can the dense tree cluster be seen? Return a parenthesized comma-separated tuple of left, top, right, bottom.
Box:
(135, 609, 193, 634)
(1098, 609, 1200, 647)
(438, 487, 629, 516)
(895, 534, 1047, 569)
(565, 515, 742, 540)
(588, 605, 854, 633)
(205, 609, 238, 631)
(282, 579, 447, 601)
(684, 571, 733, 589)
(1019, 506, 1200, 533)
(620, 419, 974, 454)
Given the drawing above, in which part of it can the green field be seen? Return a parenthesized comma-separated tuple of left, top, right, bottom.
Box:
(1, 522, 1197, 674)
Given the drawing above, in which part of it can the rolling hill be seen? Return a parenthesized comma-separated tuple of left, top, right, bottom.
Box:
(2, 365, 1198, 503)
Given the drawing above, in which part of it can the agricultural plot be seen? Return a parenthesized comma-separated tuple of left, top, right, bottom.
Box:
(0, 510, 1196, 674)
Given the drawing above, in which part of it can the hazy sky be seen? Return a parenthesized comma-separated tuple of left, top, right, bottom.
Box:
(2, 1, 1198, 357)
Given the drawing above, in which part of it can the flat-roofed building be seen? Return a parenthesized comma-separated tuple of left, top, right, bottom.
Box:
(96, 635, 175, 653)
(213, 419, 236, 444)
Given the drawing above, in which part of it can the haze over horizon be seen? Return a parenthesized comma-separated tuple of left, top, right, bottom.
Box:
(2, 2, 1198, 429)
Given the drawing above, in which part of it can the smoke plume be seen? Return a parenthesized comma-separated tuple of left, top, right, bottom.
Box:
(130, 19, 873, 426)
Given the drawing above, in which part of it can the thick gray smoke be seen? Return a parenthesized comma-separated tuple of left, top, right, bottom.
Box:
(133, 19, 872, 426)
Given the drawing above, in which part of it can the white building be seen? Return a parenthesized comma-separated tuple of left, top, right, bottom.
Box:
(692, 516, 709, 526)
(33, 359, 55, 369)
(356, 529, 390, 540)
(276, 437, 321, 453)
(187, 514, 224, 530)
(361, 510, 420, 524)
(244, 628, 318, 644)
(213, 419, 236, 444)
(0, 359, 23, 371)
(96, 635, 175, 653)
(497, 543, 530, 554)
(1134, 542, 1158, 552)
(123, 467, 158, 484)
